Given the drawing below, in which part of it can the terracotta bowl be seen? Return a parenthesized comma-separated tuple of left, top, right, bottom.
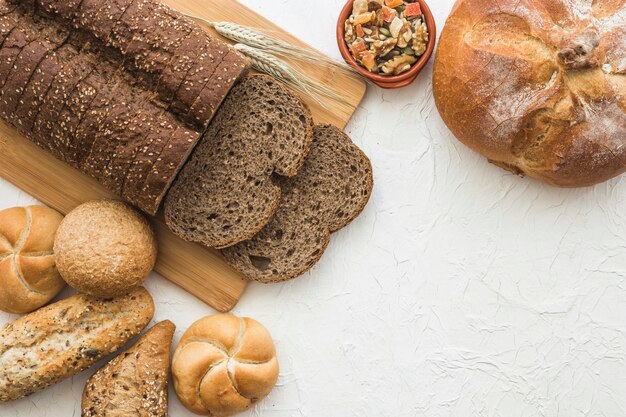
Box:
(336, 0, 436, 89)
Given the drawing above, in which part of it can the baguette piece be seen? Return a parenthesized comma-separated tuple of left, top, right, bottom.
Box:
(222, 125, 373, 283)
(164, 74, 314, 249)
(0, 287, 154, 403)
(82, 320, 176, 417)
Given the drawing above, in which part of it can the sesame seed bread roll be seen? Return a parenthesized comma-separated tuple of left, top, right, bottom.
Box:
(54, 200, 157, 298)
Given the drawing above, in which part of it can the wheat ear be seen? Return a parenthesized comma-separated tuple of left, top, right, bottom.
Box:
(186, 16, 355, 76)
(233, 44, 352, 108)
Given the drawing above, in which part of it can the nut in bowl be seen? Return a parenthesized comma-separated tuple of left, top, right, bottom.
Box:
(337, 0, 436, 88)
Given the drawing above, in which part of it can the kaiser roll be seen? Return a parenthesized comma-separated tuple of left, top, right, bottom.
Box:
(0, 206, 65, 314)
(172, 314, 279, 416)
(54, 200, 157, 298)
(433, 0, 625, 187)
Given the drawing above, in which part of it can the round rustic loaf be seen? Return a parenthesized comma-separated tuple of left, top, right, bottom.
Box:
(172, 314, 279, 416)
(0, 206, 65, 314)
(54, 200, 157, 298)
(433, 0, 626, 187)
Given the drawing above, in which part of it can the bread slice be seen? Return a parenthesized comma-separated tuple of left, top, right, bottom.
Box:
(82, 320, 176, 417)
(164, 74, 314, 249)
(221, 124, 373, 283)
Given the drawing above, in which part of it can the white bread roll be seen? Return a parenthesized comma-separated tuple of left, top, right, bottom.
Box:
(433, 0, 625, 187)
(172, 314, 279, 416)
(54, 200, 157, 298)
(0, 206, 65, 314)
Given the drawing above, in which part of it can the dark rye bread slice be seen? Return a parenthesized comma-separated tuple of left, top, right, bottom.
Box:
(156, 26, 207, 108)
(164, 74, 314, 249)
(1, 18, 71, 126)
(49, 42, 115, 165)
(0, 1, 17, 15)
(37, 0, 84, 18)
(222, 125, 373, 283)
(54, 66, 99, 163)
(168, 32, 230, 117)
(0, 40, 50, 119)
(13, 44, 73, 141)
(109, 0, 193, 73)
(0, 27, 32, 90)
(75, 63, 125, 169)
(101, 101, 166, 194)
(187, 49, 249, 128)
(81, 69, 148, 192)
(31, 40, 90, 160)
(72, 0, 134, 44)
(0, 10, 71, 122)
(82, 79, 154, 193)
(0, 4, 18, 42)
(125, 125, 198, 214)
(121, 116, 176, 211)
(39, 47, 99, 163)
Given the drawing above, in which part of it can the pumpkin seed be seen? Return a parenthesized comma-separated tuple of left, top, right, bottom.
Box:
(379, 27, 391, 36)
(403, 46, 415, 55)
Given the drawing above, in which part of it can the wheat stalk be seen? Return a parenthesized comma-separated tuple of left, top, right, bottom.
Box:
(233, 44, 352, 108)
(186, 16, 355, 76)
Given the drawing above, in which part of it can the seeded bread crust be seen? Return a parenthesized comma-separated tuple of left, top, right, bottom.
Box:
(76, 0, 134, 44)
(45, 49, 100, 164)
(0, 27, 32, 90)
(34, 0, 250, 129)
(222, 124, 374, 283)
(137, 126, 198, 214)
(0, 287, 155, 403)
(168, 35, 230, 118)
(121, 113, 175, 198)
(164, 74, 315, 249)
(82, 320, 175, 417)
(32, 46, 82, 159)
(0, 41, 51, 121)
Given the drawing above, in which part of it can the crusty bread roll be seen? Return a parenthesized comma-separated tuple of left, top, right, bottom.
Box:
(82, 320, 176, 417)
(433, 0, 625, 187)
(0, 287, 154, 403)
(54, 200, 157, 298)
(172, 314, 279, 416)
(0, 206, 65, 314)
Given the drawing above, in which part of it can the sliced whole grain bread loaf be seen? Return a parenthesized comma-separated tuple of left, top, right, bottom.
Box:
(0, 0, 209, 215)
(164, 74, 314, 249)
(221, 124, 373, 283)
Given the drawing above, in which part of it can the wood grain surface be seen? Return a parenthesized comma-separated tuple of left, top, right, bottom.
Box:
(0, 0, 366, 312)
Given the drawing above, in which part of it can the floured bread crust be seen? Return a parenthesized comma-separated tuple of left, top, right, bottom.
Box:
(433, 0, 626, 187)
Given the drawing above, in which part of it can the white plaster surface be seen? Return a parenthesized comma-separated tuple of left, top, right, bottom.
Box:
(2, 0, 626, 416)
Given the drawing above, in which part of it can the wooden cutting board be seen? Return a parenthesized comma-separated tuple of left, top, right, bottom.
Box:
(0, 0, 366, 312)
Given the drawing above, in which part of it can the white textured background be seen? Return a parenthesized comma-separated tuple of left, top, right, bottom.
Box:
(2, 0, 626, 416)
